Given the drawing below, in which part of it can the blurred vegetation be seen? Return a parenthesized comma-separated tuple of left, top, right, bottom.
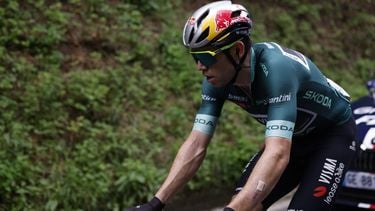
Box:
(0, 0, 373, 210)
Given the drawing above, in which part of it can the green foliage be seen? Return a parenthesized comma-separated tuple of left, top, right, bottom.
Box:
(0, 0, 373, 210)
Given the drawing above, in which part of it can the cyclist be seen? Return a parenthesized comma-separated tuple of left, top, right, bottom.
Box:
(126, 1, 357, 211)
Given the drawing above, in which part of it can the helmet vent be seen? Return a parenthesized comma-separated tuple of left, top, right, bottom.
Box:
(196, 27, 209, 43)
(197, 9, 209, 26)
(231, 10, 241, 18)
(188, 29, 195, 43)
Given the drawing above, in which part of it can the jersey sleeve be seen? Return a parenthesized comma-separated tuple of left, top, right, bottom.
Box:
(193, 79, 227, 136)
(262, 56, 300, 140)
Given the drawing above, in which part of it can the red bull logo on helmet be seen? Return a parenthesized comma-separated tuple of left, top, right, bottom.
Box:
(215, 10, 251, 32)
(215, 10, 232, 32)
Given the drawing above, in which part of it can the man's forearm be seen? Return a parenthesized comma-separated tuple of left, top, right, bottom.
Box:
(155, 132, 210, 202)
(229, 152, 287, 210)
(228, 137, 291, 211)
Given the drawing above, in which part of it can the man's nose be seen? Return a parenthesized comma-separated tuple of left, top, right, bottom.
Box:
(196, 60, 207, 71)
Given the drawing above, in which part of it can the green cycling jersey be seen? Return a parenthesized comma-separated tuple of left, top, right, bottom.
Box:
(193, 42, 352, 140)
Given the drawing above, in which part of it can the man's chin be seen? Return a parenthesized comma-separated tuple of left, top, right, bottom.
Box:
(208, 80, 227, 88)
(206, 76, 229, 87)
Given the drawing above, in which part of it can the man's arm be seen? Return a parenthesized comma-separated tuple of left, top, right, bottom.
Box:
(155, 130, 212, 203)
(227, 136, 291, 211)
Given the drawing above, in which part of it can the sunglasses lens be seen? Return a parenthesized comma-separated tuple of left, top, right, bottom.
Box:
(192, 53, 217, 67)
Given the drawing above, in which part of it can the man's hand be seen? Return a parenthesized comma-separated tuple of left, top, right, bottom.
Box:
(125, 197, 165, 211)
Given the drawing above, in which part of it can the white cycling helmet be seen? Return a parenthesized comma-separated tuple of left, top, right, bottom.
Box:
(182, 0, 253, 50)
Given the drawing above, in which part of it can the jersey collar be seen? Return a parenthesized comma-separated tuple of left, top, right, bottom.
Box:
(250, 47, 256, 82)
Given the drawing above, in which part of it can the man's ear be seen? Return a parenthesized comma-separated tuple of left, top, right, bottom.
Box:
(235, 41, 245, 57)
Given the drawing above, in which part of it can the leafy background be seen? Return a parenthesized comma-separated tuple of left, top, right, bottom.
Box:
(0, 0, 374, 210)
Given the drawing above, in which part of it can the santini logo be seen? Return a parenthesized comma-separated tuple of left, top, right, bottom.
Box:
(268, 93, 291, 104)
(202, 94, 216, 102)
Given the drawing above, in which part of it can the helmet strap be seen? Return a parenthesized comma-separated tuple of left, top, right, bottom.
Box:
(224, 45, 249, 85)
